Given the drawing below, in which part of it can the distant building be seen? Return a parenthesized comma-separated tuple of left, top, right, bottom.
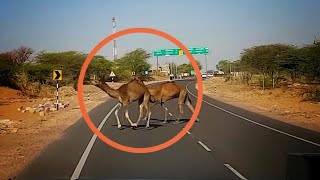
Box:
(149, 63, 171, 76)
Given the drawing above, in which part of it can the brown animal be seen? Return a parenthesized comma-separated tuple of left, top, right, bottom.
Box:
(93, 78, 152, 129)
(135, 78, 199, 124)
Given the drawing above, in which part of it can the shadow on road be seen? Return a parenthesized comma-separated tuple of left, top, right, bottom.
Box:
(150, 118, 191, 124)
(111, 123, 164, 130)
(110, 117, 192, 131)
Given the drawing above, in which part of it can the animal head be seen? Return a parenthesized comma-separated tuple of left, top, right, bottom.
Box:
(91, 76, 106, 86)
(131, 76, 144, 84)
(90, 79, 100, 87)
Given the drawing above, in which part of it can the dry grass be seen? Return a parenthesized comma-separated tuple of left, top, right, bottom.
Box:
(202, 77, 320, 133)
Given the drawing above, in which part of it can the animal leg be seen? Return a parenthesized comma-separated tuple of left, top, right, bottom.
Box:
(114, 103, 122, 129)
(124, 107, 136, 127)
(143, 101, 152, 128)
(174, 90, 186, 124)
(162, 103, 171, 123)
(143, 103, 154, 121)
(133, 103, 144, 127)
(146, 105, 152, 128)
(186, 99, 199, 122)
(143, 94, 152, 128)
(174, 103, 183, 124)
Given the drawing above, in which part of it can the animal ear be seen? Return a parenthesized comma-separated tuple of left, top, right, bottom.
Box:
(132, 76, 140, 81)
(135, 76, 144, 83)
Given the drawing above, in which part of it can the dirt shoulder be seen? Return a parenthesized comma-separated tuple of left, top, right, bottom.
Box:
(201, 77, 320, 133)
(0, 83, 127, 179)
(0, 79, 164, 180)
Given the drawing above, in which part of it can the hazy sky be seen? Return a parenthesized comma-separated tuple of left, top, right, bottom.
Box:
(1, 0, 320, 71)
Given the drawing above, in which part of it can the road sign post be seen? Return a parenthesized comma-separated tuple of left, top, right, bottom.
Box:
(53, 69, 62, 110)
(205, 54, 208, 73)
(156, 56, 159, 76)
(110, 71, 116, 85)
(56, 80, 59, 110)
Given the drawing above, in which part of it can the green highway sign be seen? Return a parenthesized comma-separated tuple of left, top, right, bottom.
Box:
(153, 49, 165, 56)
(165, 48, 180, 56)
(153, 47, 209, 57)
(153, 49, 180, 56)
(186, 47, 209, 55)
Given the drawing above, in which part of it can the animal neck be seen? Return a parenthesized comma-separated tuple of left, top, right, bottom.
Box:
(96, 82, 120, 99)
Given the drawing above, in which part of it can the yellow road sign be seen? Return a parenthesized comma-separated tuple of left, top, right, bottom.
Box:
(53, 70, 62, 80)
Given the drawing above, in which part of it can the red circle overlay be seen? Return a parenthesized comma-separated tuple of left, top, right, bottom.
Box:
(77, 28, 203, 153)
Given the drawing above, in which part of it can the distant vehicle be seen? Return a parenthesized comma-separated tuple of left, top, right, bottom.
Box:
(169, 74, 174, 80)
(207, 73, 214, 77)
(201, 73, 208, 78)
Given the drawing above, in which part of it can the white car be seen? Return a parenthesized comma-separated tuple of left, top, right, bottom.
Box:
(207, 73, 214, 77)
(201, 73, 207, 78)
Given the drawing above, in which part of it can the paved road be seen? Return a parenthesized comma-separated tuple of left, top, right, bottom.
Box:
(18, 79, 320, 180)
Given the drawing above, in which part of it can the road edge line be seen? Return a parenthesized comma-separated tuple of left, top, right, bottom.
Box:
(186, 81, 320, 148)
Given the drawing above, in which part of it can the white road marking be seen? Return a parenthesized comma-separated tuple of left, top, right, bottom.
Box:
(224, 164, 248, 180)
(70, 104, 118, 180)
(186, 82, 320, 148)
(187, 131, 191, 135)
(197, 141, 212, 152)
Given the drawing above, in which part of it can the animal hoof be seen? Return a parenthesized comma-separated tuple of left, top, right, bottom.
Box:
(117, 125, 122, 129)
(173, 121, 180, 124)
(162, 121, 168, 124)
(132, 123, 138, 127)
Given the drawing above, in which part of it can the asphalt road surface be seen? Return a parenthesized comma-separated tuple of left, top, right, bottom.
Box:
(18, 79, 320, 180)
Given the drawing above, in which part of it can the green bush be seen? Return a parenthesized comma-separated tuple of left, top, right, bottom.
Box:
(24, 63, 52, 84)
(258, 76, 273, 88)
(0, 60, 15, 87)
(301, 86, 320, 102)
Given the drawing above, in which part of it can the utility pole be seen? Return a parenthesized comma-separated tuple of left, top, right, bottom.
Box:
(112, 17, 117, 60)
(229, 63, 232, 84)
(175, 63, 178, 78)
(156, 56, 159, 76)
(205, 54, 208, 74)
